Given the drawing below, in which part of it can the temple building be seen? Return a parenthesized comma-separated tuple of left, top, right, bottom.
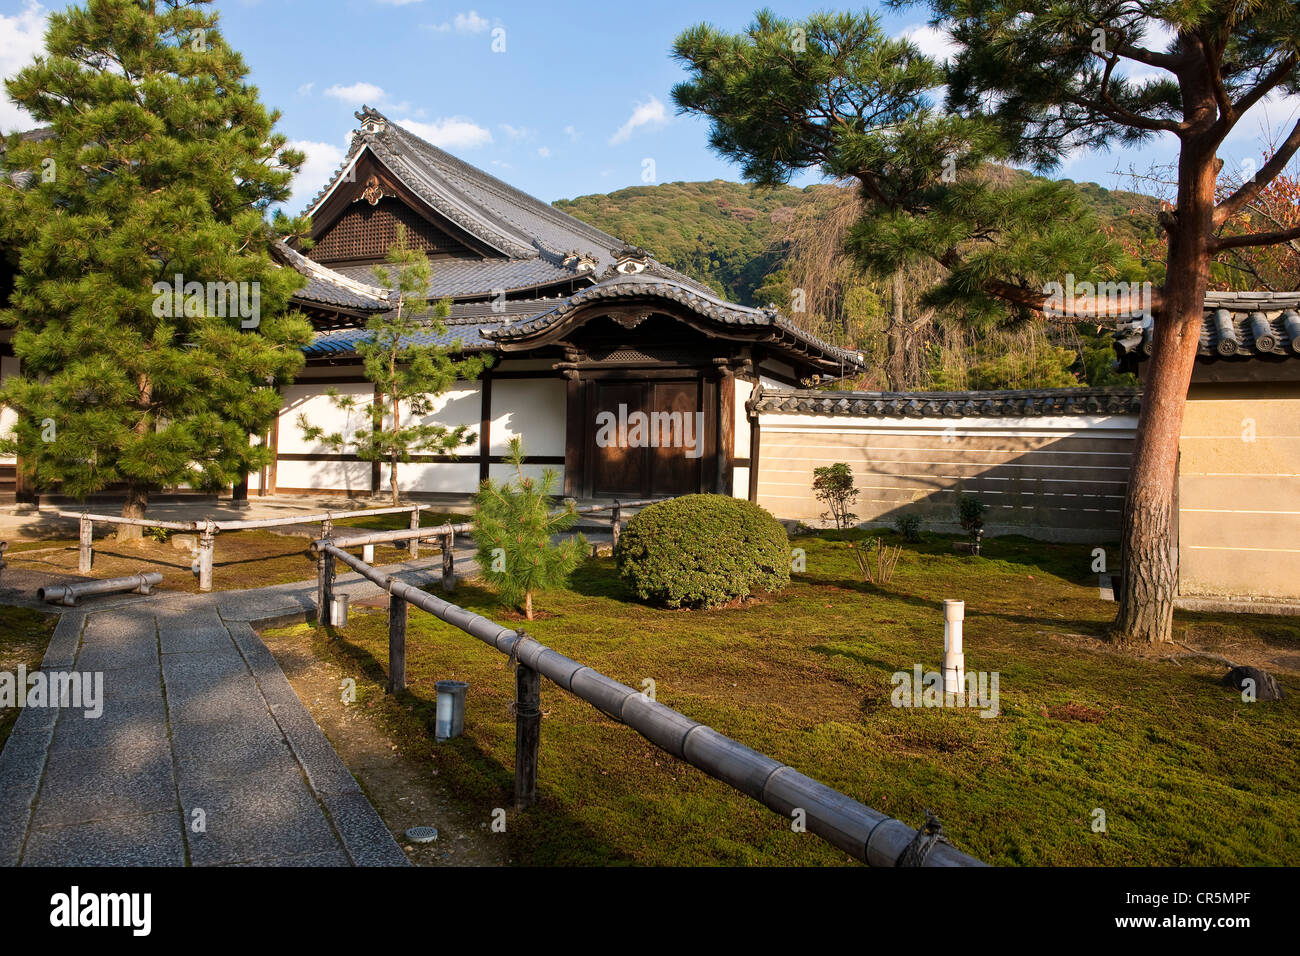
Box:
(261, 108, 860, 501)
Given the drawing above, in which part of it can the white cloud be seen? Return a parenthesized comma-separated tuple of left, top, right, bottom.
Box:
(609, 96, 667, 145)
(537, 146, 550, 158)
(427, 10, 491, 33)
(0, 1, 49, 134)
(325, 81, 386, 104)
(398, 116, 492, 149)
(296, 82, 314, 96)
(500, 123, 533, 140)
(453, 11, 490, 33)
(288, 138, 348, 212)
(900, 23, 957, 65)
(563, 125, 579, 142)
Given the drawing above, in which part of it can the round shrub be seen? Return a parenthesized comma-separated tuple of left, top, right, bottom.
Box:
(614, 494, 790, 609)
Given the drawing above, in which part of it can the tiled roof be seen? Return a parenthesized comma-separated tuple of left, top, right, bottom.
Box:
(303, 273, 862, 367)
(329, 257, 581, 299)
(483, 273, 863, 366)
(752, 387, 1142, 418)
(300, 109, 716, 302)
(274, 241, 390, 312)
(306, 108, 623, 266)
(1115, 293, 1300, 361)
(304, 322, 497, 356)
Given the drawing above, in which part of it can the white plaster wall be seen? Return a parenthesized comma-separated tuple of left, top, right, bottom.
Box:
(0, 356, 18, 464)
(275, 458, 372, 493)
(490, 378, 565, 456)
(488, 461, 565, 490)
(391, 382, 483, 456)
(382, 461, 480, 494)
(280, 383, 375, 454)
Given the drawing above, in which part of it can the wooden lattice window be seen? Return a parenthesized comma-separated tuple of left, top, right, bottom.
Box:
(312, 198, 471, 263)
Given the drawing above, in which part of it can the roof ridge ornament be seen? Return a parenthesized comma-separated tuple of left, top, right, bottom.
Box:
(562, 249, 599, 274)
(612, 244, 650, 275)
(355, 107, 387, 136)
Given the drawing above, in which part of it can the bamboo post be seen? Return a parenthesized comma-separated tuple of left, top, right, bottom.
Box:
(610, 500, 622, 550)
(408, 507, 420, 559)
(317, 536, 336, 627)
(388, 591, 407, 693)
(197, 521, 216, 592)
(441, 522, 455, 592)
(78, 515, 93, 574)
(514, 633, 541, 810)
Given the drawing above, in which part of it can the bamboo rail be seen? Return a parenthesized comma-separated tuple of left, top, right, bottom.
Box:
(314, 542, 984, 868)
(57, 498, 666, 593)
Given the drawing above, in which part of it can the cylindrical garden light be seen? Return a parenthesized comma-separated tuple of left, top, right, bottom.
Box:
(435, 680, 469, 740)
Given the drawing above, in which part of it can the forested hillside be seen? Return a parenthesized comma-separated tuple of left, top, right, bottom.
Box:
(555, 173, 1164, 308)
(555, 172, 1165, 390)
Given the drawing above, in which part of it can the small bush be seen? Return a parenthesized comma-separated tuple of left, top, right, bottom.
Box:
(812, 463, 858, 529)
(615, 494, 790, 609)
(893, 513, 924, 542)
(957, 494, 988, 539)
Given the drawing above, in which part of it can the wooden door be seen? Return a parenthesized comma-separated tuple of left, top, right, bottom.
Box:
(588, 379, 704, 497)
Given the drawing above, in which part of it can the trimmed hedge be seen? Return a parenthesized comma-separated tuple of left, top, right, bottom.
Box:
(614, 494, 790, 609)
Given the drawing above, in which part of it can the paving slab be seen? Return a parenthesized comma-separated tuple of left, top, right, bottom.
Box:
(0, 564, 424, 866)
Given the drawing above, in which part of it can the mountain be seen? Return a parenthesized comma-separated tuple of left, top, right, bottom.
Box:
(554, 173, 1164, 307)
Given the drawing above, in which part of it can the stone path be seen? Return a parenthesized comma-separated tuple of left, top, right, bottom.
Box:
(0, 561, 453, 867)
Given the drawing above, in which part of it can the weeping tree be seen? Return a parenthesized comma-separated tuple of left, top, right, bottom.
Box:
(298, 224, 491, 506)
(0, 0, 312, 539)
(674, 3, 1300, 643)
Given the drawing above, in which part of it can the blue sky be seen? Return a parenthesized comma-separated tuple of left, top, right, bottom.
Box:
(2, 0, 1297, 214)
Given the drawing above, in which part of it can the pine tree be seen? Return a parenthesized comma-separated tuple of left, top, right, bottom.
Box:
(472, 438, 586, 620)
(0, 0, 313, 539)
(297, 224, 490, 506)
(673, 5, 1300, 644)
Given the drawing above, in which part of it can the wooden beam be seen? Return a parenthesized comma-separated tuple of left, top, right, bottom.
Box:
(717, 364, 735, 495)
(563, 370, 583, 498)
(479, 373, 492, 484)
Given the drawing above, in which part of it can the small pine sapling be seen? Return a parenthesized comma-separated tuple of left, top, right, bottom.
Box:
(472, 437, 586, 620)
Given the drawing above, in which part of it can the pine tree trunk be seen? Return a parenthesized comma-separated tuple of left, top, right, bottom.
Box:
(1113, 132, 1216, 645)
(389, 452, 401, 507)
(886, 266, 907, 391)
(117, 482, 149, 544)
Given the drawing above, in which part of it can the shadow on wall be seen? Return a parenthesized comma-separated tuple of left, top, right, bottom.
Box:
(758, 429, 1136, 544)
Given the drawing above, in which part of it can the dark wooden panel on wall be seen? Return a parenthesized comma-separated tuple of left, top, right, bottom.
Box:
(312, 196, 474, 264)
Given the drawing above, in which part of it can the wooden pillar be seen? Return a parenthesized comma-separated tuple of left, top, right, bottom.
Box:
(78, 515, 93, 573)
(562, 369, 583, 499)
(479, 373, 492, 484)
(441, 524, 455, 592)
(197, 524, 216, 592)
(268, 417, 279, 495)
(514, 636, 541, 810)
(408, 507, 420, 559)
(387, 592, 407, 693)
(717, 363, 735, 495)
(748, 399, 761, 503)
(317, 535, 335, 628)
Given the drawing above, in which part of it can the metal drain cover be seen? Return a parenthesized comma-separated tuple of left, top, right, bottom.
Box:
(405, 826, 439, 844)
